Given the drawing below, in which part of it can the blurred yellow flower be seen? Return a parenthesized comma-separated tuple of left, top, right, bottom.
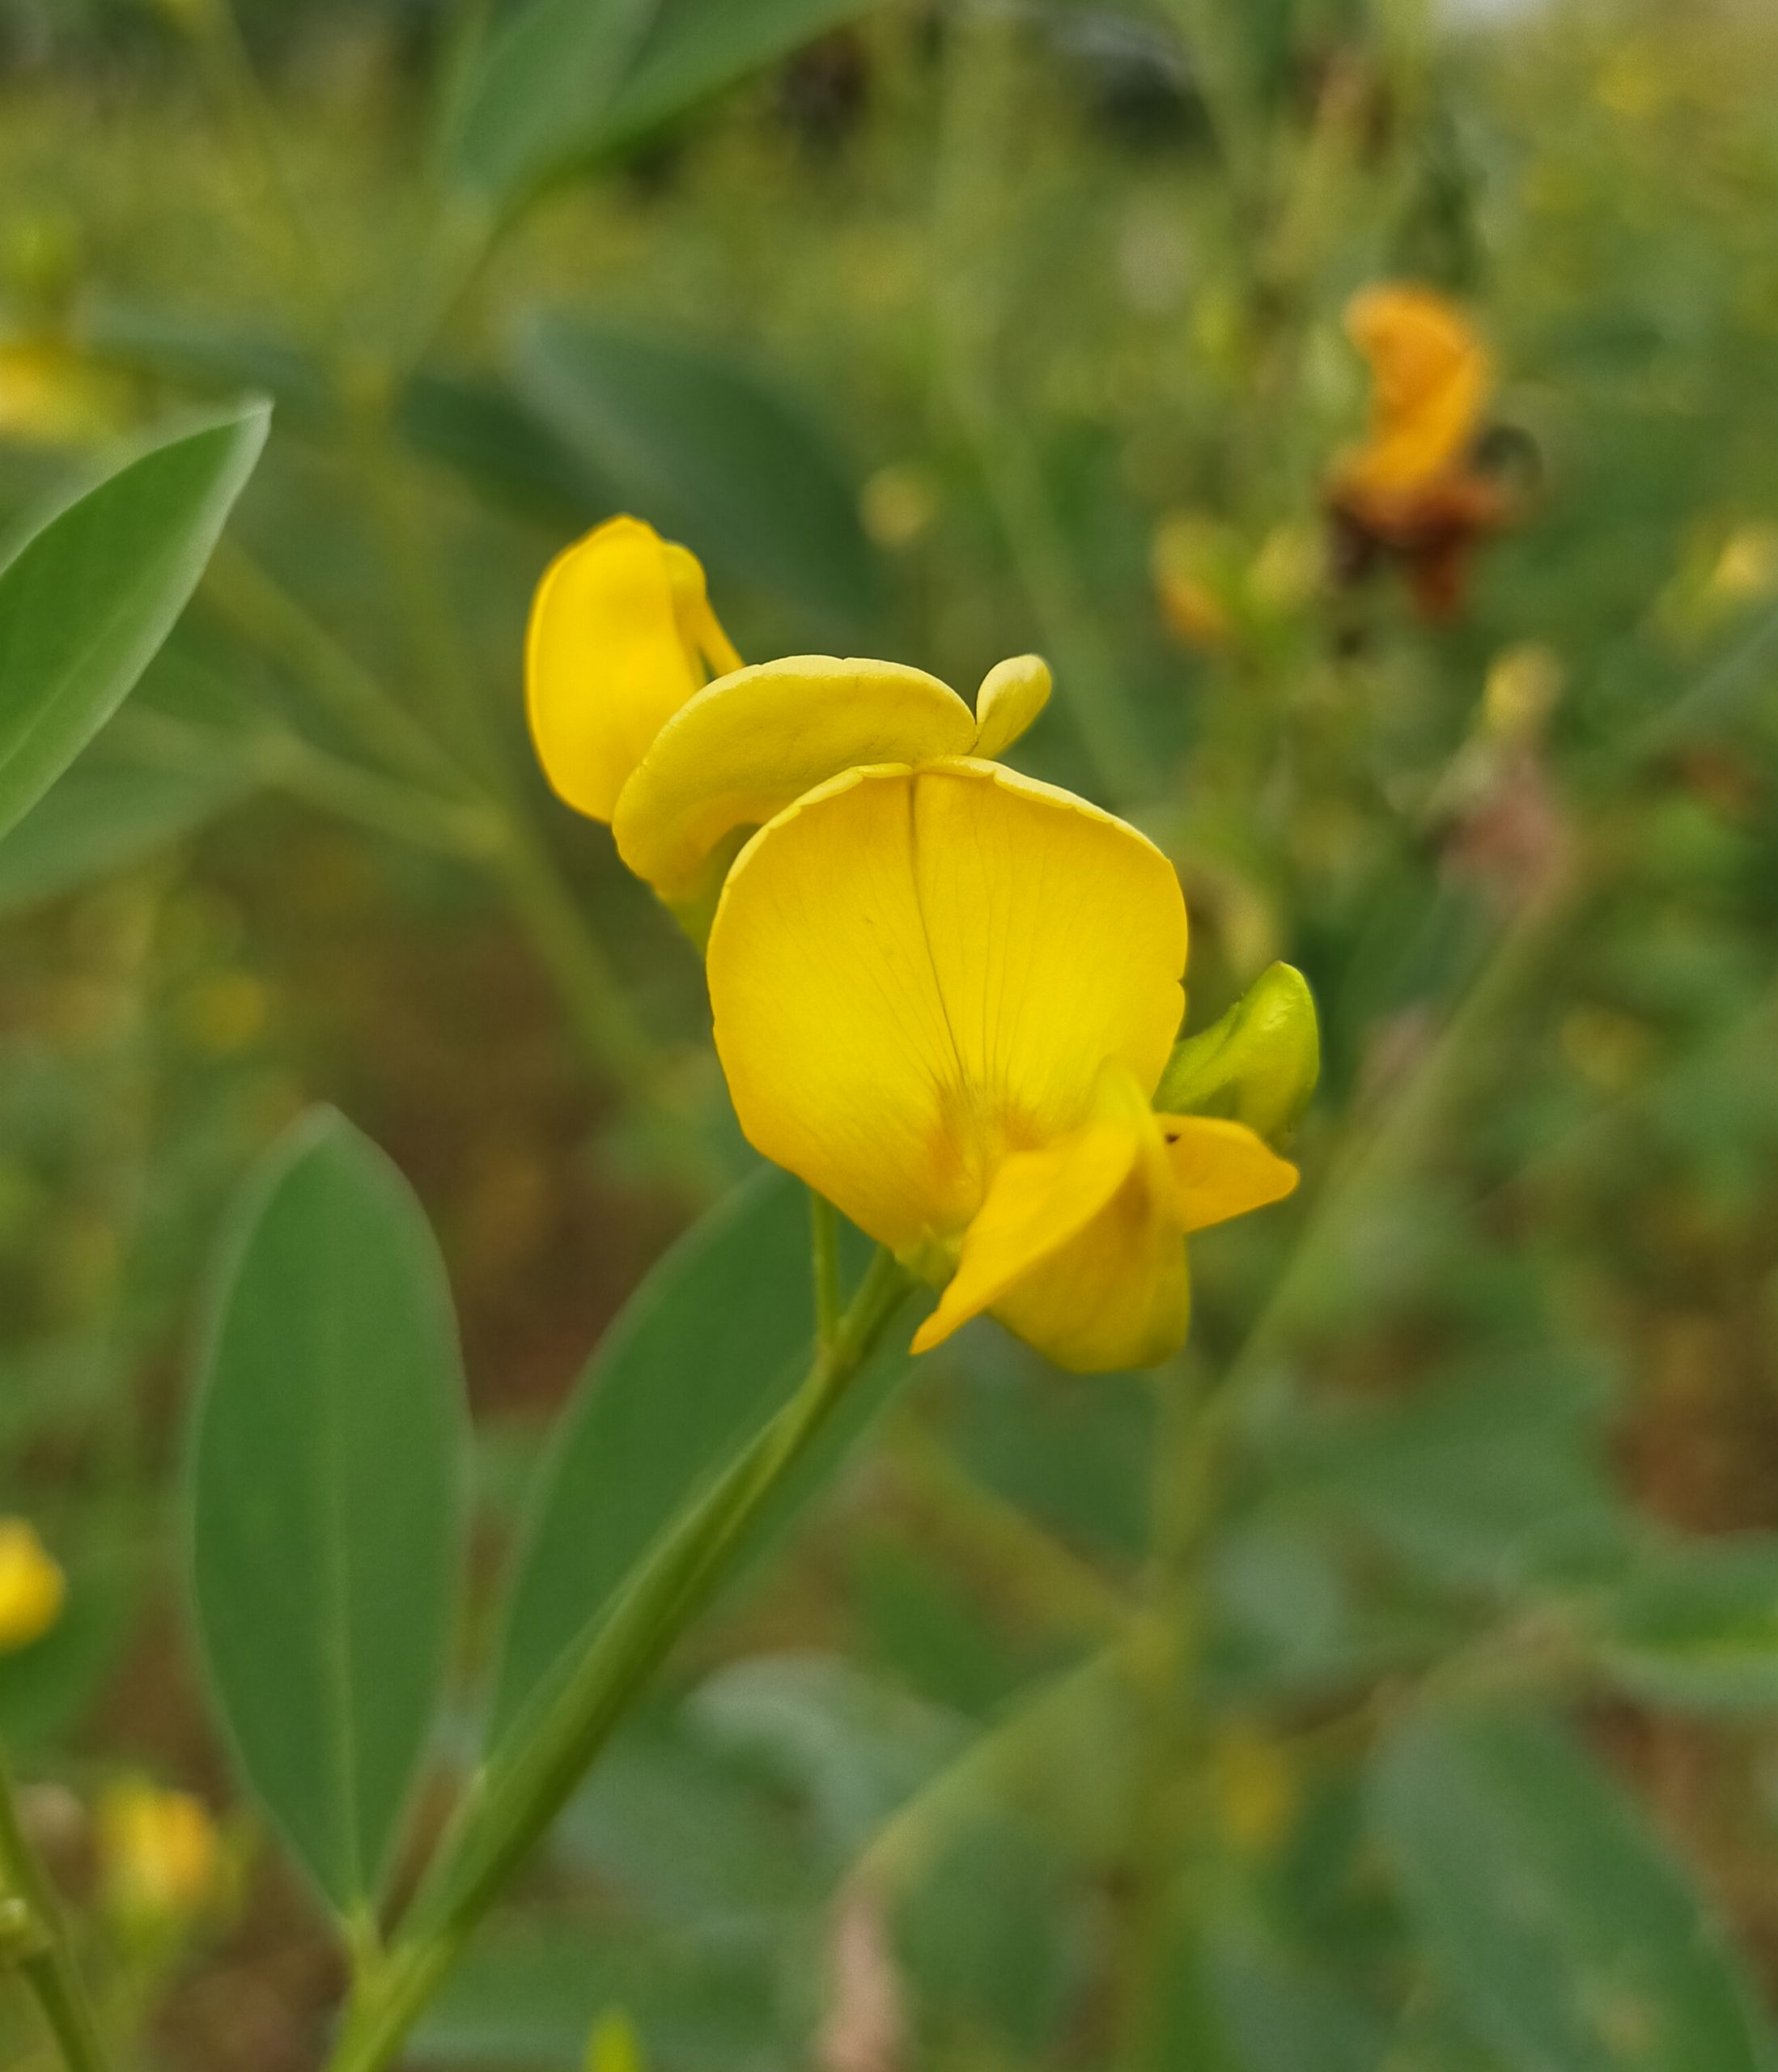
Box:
(527, 515, 741, 823)
(1326, 284, 1512, 618)
(1210, 1728, 1297, 1856)
(0, 1519, 63, 1653)
(1152, 514, 1236, 651)
(585, 2008, 646, 2072)
(99, 1781, 219, 1920)
(1337, 285, 1492, 499)
(707, 759, 1296, 1372)
(859, 462, 940, 549)
(0, 340, 116, 447)
(1708, 523, 1778, 605)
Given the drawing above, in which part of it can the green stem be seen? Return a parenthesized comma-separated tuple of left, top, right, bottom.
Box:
(0, 1746, 112, 2072)
(931, 2, 1150, 805)
(327, 1249, 913, 2072)
(810, 1190, 842, 1353)
(202, 541, 473, 798)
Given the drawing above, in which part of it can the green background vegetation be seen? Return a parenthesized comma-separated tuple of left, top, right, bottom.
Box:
(6, 0, 1778, 2067)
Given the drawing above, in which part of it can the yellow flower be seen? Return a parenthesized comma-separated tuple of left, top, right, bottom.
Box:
(1335, 285, 1492, 499)
(98, 1781, 219, 1919)
(613, 652, 1049, 915)
(707, 759, 1296, 1372)
(0, 1519, 64, 1653)
(527, 515, 742, 824)
(528, 517, 1050, 923)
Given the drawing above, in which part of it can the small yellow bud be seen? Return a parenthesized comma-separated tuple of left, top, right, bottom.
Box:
(585, 2008, 645, 2072)
(1482, 643, 1564, 742)
(1210, 1729, 1297, 1856)
(0, 1520, 65, 1654)
(98, 1782, 219, 1920)
(1154, 962, 1320, 1146)
(1708, 524, 1778, 606)
(859, 464, 940, 550)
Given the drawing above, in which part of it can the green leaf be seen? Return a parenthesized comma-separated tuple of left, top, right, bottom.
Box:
(0, 749, 252, 914)
(447, 0, 889, 204)
(189, 1108, 466, 1915)
(1598, 1535, 1778, 1713)
(513, 311, 881, 635)
(398, 369, 615, 528)
(490, 1170, 906, 1743)
(447, 0, 661, 206)
(0, 401, 268, 843)
(1275, 1356, 1632, 1594)
(596, 0, 889, 154)
(1370, 1706, 1778, 2072)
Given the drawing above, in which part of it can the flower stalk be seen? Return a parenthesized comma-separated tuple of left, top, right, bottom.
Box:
(326, 1243, 912, 2072)
(0, 1742, 114, 2072)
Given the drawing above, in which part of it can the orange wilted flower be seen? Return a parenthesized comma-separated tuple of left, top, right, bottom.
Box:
(1326, 285, 1516, 619)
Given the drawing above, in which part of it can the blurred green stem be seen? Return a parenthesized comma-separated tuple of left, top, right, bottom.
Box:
(931, 2, 1149, 805)
(175, 0, 334, 330)
(1113, 1357, 1218, 2066)
(207, 527, 719, 1195)
(327, 1249, 914, 2072)
(811, 1189, 842, 1352)
(0, 1745, 112, 2072)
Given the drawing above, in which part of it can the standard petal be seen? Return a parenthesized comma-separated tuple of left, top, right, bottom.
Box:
(613, 657, 975, 904)
(971, 653, 1051, 759)
(526, 516, 710, 823)
(707, 760, 1187, 1258)
(1160, 1113, 1299, 1231)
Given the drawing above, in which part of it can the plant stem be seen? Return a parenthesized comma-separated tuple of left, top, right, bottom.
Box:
(931, 2, 1150, 805)
(810, 1189, 842, 1353)
(327, 1249, 913, 2072)
(0, 1746, 112, 2072)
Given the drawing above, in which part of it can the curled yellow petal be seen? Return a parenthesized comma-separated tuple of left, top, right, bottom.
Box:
(613, 658, 976, 906)
(914, 1062, 1192, 1371)
(526, 516, 736, 823)
(1161, 1113, 1299, 1231)
(707, 759, 1186, 1259)
(911, 1110, 1141, 1357)
(971, 653, 1051, 759)
(1339, 285, 1491, 496)
(0, 1518, 63, 1654)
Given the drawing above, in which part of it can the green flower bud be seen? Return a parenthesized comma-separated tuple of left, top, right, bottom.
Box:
(1154, 962, 1319, 1146)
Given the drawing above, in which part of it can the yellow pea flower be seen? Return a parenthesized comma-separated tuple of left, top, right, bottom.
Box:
(1336, 284, 1492, 499)
(527, 515, 742, 823)
(613, 651, 1049, 916)
(98, 1780, 219, 1920)
(0, 1519, 64, 1653)
(707, 759, 1297, 1373)
(527, 518, 1051, 926)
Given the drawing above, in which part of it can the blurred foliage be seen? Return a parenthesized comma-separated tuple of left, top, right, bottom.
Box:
(6, 0, 1778, 2067)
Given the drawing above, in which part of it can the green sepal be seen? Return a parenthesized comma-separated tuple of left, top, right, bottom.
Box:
(1153, 962, 1319, 1145)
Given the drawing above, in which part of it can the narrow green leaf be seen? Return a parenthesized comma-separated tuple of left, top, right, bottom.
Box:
(448, 0, 661, 205)
(0, 751, 252, 914)
(596, 0, 890, 154)
(0, 401, 268, 843)
(1598, 1535, 1778, 1713)
(513, 311, 881, 634)
(489, 1170, 906, 1743)
(445, 0, 889, 204)
(1370, 1706, 1778, 2072)
(189, 1108, 466, 1915)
